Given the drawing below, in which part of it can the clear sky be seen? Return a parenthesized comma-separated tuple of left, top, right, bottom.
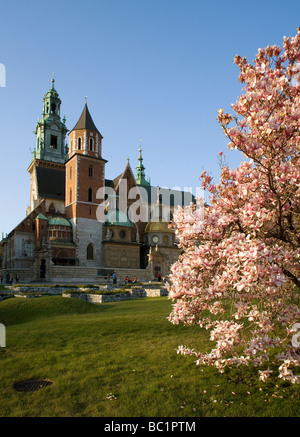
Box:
(0, 0, 299, 236)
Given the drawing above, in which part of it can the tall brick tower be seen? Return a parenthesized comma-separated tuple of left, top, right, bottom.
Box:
(65, 101, 107, 267)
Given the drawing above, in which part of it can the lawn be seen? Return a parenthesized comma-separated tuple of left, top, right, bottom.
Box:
(0, 295, 299, 417)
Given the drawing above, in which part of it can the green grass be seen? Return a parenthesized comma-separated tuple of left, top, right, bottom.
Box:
(0, 296, 299, 417)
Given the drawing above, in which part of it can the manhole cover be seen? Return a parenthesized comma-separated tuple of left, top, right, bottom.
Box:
(13, 378, 53, 392)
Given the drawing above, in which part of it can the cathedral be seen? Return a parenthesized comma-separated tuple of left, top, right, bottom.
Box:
(0, 79, 194, 283)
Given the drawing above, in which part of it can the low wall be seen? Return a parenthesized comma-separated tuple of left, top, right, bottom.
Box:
(112, 268, 149, 283)
(0, 268, 35, 284)
(47, 266, 149, 283)
(49, 266, 99, 283)
(0, 266, 151, 284)
(11, 286, 74, 295)
(63, 286, 168, 303)
(63, 292, 132, 303)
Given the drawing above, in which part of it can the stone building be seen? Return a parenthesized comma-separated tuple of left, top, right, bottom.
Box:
(0, 79, 194, 283)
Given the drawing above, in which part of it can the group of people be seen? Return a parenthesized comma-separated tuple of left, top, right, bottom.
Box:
(124, 275, 137, 284)
(0, 273, 19, 285)
(108, 273, 138, 284)
(109, 272, 163, 285)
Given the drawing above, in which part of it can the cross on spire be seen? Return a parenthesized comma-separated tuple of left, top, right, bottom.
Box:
(135, 141, 150, 186)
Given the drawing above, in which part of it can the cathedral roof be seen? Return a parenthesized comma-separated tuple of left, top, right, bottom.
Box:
(70, 102, 101, 135)
(136, 185, 195, 207)
(36, 213, 48, 220)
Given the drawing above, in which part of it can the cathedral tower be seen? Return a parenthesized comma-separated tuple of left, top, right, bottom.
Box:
(35, 77, 68, 164)
(27, 78, 68, 214)
(65, 102, 107, 267)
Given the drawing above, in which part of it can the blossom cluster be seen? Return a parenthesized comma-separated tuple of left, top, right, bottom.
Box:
(168, 29, 300, 383)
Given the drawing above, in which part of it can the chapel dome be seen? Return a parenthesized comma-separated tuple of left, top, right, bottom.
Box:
(48, 216, 72, 227)
(105, 210, 132, 228)
(145, 218, 173, 233)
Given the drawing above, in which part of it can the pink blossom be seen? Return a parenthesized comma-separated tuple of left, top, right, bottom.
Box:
(168, 29, 300, 384)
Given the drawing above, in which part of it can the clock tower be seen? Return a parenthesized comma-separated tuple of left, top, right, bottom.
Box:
(35, 77, 68, 164)
(27, 78, 68, 214)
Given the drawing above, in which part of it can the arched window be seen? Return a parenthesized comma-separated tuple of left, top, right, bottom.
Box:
(78, 137, 81, 150)
(89, 138, 93, 151)
(170, 194, 174, 207)
(50, 135, 57, 149)
(49, 203, 55, 214)
(24, 241, 34, 257)
(88, 188, 93, 202)
(89, 165, 93, 178)
(70, 188, 72, 204)
(87, 243, 94, 260)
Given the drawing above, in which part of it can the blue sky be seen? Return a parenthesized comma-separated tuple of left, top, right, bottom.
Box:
(0, 0, 299, 236)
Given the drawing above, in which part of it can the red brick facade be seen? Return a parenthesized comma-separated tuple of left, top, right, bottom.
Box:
(65, 154, 106, 221)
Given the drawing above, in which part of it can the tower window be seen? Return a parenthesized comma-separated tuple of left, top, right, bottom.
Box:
(87, 243, 94, 260)
(78, 137, 81, 150)
(70, 166, 72, 179)
(89, 165, 93, 178)
(51, 103, 56, 114)
(51, 135, 58, 149)
(70, 188, 72, 204)
(88, 188, 93, 203)
(89, 138, 93, 151)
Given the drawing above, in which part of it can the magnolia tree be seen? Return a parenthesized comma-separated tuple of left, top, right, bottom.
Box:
(168, 29, 300, 383)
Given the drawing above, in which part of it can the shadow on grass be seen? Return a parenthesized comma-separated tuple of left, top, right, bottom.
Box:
(0, 296, 113, 326)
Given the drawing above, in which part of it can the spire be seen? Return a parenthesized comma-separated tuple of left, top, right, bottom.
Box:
(33, 77, 68, 164)
(46, 73, 59, 98)
(135, 141, 150, 186)
(71, 101, 100, 133)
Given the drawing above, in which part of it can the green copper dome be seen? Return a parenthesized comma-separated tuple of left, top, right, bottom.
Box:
(48, 216, 72, 227)
(105, 210, 132, 227)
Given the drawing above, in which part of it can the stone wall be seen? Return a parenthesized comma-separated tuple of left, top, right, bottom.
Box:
(63, 286, 168, 303)
(0, 265, 150, 284)
(112, 268, 149, 283)
(75, 217, 104, 268)
(0, 268, 35, 284)
(48, 265, 99, 282)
